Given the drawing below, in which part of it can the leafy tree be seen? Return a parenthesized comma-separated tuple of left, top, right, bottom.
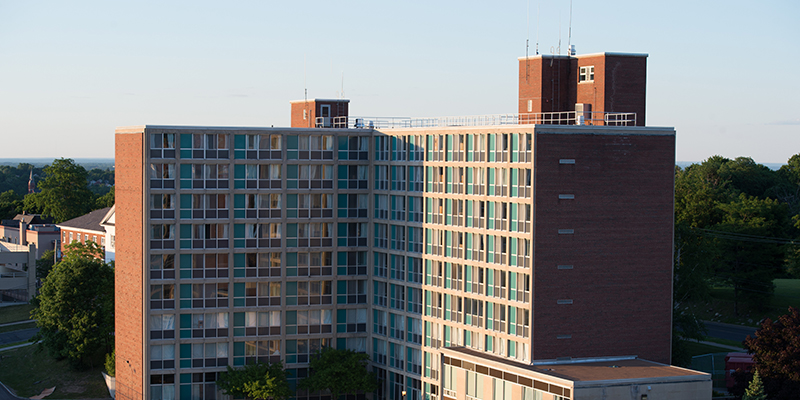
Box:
(740, 307, 800, 400)
(216, 362, 291, 400)
(743, 370, 768, 400)
(31, 241, 114, 368)
(35, 249, 58, 281)
(713, 194, 788, 314)
(95, 186, 115, 209)
(299, 347, 378, 400)
(0, 190, 23, 220)
(671, 306, 707, 367)
(105, 348, 116, 377)
(23, 158, 93, 223)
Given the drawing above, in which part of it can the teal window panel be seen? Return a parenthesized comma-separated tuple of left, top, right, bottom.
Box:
(180, 164, 192, 179)
(180, 134, 192, 149)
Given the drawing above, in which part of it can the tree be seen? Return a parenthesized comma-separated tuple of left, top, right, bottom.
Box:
(740, 307, 800, 400)
(31, 241, 114, 368)
(299, 347, 378, 400)
(743, 370, 768, 400)
(23, 158, 93, 223)
(713, 194, 788, 314)
(95, 186, 115, 209)
(0, 190, 23, 220)
(216, 362, 291, 400)
(35, 249, 57, 281)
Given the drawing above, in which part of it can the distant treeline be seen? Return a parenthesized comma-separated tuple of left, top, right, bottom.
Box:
(0, 161, 115, 221)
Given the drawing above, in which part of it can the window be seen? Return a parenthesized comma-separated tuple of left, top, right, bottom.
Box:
(185, 223, 229, 249)
(180, 312, 229, 339)
(234, 281, 281, 307)
(373, 310, 387, 336)
(286, 251, 332, 277)
(407, 317, 422, 344)
(336, 308, 367, 333)
(408, 166, 423, 192)
(375, 165, 389, 191)
(287, 193, 332, 218)
(150, 313, 175, 339)
(373, 338, 387, 365)
(337, 165, 368, 189)
(150, 345, 175, 370)
(286, 164, 334, 189)
(286, 309, 332, 334)
(391, 166, 406, 191)
(180, 342, 228, 368)
(150, 284, 175, 310)
(150, 224, 175, 249)
(337, 251, 367, 275)
(150, 163, 176, 189)
(180, 253, 228, 280)
(232, 311, 281, 337)
(374, 252, 388, 277)
(390, 195, 405, 221)
(374, 281, 387, 307)
(188, 133, 229, 159)
(150, 133, 176, 159)
(286, 222, 332, 248)
(579, 65, 595, 82)
(337, 193, 368, 218)
(150, 194, 175, 219)
(179, 283, 229, 309)
(390, 284, 405, 311)
(337, 279, 366, 304)
(239, 252, 281, 278)
(389, 342, 405, 370)
(181, 163, 229, 190)
(336, 222, 367, 247)
(374, 194, 388, 220)
(150, 254, 175, 279)
(150, 374, 175, 400)
(285, 280, 332, 305)
(337, 136, 369, 160)
(286, 338, 330, 364)
(233, 340, 281, 366)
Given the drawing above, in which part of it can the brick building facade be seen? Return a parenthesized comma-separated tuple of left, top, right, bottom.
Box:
(114, 52, 710, 400)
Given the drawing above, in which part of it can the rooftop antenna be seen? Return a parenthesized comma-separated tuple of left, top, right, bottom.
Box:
(558, 10, 562, 55)
(536, 2, 540, 55)
(340, 72, 344, 99)
(568, 0, 573, 55)
(304, 54, 307, 102)
(525, 0, 529, 82)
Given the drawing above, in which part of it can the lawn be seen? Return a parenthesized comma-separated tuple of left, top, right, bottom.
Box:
(683, 341, 734, 357)
(0, 320, 36, 334)
(0, 303, 34, 324)
(0, 344, 110, 399)
(682, 279, 800, 327)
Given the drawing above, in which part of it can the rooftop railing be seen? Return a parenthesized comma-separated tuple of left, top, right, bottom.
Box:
(323, 111, 636, 130)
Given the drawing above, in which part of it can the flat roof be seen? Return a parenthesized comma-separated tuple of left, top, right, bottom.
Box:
(289, 98, 350, 104)
(518, 52, 648, 61)
(444, 347, 708, 385)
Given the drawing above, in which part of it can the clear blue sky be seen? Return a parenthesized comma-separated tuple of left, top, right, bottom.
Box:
(1, 0, 798, 163)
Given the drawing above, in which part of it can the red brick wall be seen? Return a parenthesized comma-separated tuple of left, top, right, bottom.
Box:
(291, 101, 315, 128)
(114, 129, 145, 400)
(518, 57, 573, 116)
(531, 130, 674, 364)
(58, 228, 103, 253)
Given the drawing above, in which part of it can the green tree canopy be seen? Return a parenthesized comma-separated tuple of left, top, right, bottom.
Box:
(216, 362, 291, 400)
(95, 186, 115, 209)
(23, 158, 94, 223)
(299, 347, 378, 400)
(0, 189, 23, 220)
(743, 370, 768, 400)
(741, 307, 800, 400)
(31, 241, 114, 368)
(35, 249, 57, 281)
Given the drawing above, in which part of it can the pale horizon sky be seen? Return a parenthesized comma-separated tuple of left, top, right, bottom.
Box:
(1, 1, 798, 163)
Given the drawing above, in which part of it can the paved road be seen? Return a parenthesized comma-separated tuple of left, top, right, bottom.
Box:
(703, 321, 757, 343)
(0, 328, 38, 346)
(0, 381, 25, 400)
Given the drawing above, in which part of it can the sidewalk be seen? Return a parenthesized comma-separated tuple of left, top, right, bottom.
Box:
(697, 340, 746, 352)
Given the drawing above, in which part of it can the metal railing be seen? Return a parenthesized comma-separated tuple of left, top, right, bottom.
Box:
(332, 111, 636, 129)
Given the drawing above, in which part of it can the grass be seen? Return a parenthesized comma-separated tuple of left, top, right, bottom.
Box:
(683, 341, 734, 357)
(681, 279, 800, 327)
(0, 303, 34, 324)
(0, 321, 36, 334)
(0, 344, 109, 399)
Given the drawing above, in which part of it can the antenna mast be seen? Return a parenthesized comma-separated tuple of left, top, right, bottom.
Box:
(568, 0, 573, 55)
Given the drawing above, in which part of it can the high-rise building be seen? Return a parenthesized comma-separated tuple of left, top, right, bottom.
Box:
(115, 52, 710, 400)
